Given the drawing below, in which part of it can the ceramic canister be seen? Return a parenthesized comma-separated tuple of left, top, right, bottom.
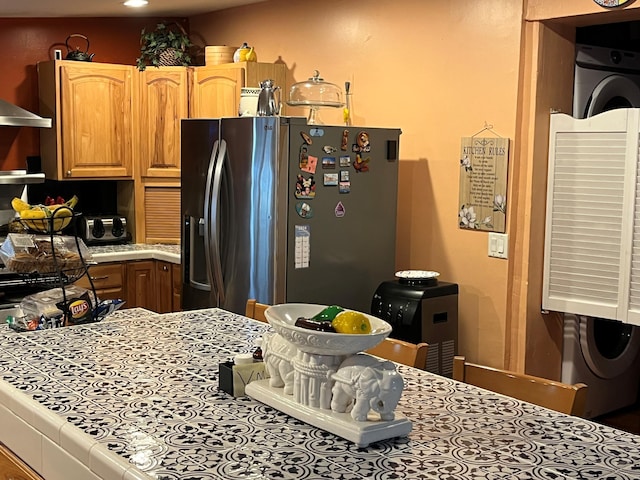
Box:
(239, 87, 261, 116)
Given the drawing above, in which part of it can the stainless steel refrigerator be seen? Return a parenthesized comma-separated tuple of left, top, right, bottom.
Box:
(181, 116, 400, 315)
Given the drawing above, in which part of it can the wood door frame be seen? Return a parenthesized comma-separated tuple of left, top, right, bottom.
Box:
(513, 6, 640, 377)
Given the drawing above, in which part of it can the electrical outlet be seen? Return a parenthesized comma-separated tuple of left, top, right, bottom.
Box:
(488, 232, 508, 259)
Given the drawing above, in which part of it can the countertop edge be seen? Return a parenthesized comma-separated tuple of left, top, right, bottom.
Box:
(89, 246, 180, 265)
(0, 378, 148, 479)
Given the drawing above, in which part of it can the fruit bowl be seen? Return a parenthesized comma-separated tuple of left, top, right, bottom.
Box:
(20, 215, 72, 233)
(264, 303, 391, 356)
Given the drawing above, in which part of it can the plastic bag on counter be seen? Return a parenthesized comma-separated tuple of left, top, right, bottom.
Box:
(0, 233, 93, 276)
(6, 285, 125, 332)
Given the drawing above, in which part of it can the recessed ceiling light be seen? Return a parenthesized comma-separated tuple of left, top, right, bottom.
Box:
(124, 0, 149, 7)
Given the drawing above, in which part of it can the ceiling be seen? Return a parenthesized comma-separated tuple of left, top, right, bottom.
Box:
(2, 0, 265, 18)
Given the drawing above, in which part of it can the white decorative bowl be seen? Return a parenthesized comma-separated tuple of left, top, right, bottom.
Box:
(264, 303, 391, 356)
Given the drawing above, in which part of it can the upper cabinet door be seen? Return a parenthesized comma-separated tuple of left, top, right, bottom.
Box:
(189, 65, 245, 118)
(138, 67, 188, 178)
(38, 60, 134, 179)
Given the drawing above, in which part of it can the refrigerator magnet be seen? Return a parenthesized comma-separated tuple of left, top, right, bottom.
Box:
(339, 155, 351, 167)
(335, 201, 346, 217)
(341, 129, 349, 151)
(353, 154, 370, 173)
(294, 225, 311, 269)
(299, 145, 309, 169)
(301, 155, 318, 174)
(295, 173, 316, 199)
(322, 156, 336, 169)
(340, 170, 350, 182)
(323, 173, 338, 186)
(310, 127, 324, 137)
(323, 145, 337, 154)
(295, 201, 313, 218)
(352, 131, 371, 153)
(301, 131, 313, 144)
(339, 182, 351, 194)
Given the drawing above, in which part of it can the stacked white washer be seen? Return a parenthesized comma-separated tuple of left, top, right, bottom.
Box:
(563, 43, 640, 419)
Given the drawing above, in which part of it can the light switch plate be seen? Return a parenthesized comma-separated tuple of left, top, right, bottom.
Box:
(488, 232, 508, 259)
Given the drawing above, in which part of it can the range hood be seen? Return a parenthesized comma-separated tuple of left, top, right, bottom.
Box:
(0, 99, 51, 128)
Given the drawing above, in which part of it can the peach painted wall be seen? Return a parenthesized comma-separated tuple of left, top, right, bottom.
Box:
(191, 0, 524, 366)
(0, 17, 185, 171)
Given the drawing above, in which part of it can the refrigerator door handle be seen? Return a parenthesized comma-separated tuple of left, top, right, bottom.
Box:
(206, 138, 227, 305)
(187, 217, 211, 291)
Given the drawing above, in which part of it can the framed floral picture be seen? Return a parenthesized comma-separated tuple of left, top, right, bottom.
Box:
(458, 136, 509, 233)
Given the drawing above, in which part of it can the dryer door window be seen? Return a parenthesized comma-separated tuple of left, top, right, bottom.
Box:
(585, 75, 640, 117)
(580, 316, 640, 379)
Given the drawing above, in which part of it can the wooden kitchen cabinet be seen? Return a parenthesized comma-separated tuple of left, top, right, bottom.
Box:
(75, 262, 126, 301)
(172, 263, 182, 311)
(0, 443, 42, 480)
(138, 67, 189, 178)
(126, 260, 156, 311)
(156, 260, 173, 313)
(38, 60, 135, 179)
(127, 260, 180, 312)
(74, 260, 180, 313)
(189, 62, 286, 118)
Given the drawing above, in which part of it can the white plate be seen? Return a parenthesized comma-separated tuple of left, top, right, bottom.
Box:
(395, 270, 440, 280)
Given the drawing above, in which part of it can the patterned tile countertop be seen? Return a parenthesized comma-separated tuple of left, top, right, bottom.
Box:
(1, 308, 640, 480)
(87, 243, 180, 265)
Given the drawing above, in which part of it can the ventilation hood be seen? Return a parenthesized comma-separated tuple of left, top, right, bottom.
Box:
(0, 99, 51, 128)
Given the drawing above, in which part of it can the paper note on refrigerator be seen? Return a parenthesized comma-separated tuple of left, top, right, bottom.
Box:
(295, 225, 310, 269)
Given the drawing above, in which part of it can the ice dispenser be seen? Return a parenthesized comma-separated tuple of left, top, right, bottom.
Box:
(371, 271, 458, 377)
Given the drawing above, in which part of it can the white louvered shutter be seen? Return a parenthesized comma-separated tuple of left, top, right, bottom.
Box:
(627, 139, 640, 325)
(543, 109, 639, 324)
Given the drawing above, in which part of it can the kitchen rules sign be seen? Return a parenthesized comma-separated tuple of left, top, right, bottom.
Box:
(458, 136, 509, 233)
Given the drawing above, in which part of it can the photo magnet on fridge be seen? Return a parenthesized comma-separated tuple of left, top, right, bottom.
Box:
(295, 202, 313, 218)
(323, 173, 338, 186)
(295, 174, 316, 199)
(322, 157, 336, 169)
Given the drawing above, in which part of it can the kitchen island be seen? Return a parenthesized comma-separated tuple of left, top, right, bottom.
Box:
(0, 307, 639, 479)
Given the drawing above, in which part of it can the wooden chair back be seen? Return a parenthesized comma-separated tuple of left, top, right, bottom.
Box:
(245, 299, 269, 323)
(366, 338, 429, 369)
(453, 356, 588, 417)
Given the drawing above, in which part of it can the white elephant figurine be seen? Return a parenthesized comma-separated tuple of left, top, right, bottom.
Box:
(262, 332, 298, 394)
(331, 353, 404, 422)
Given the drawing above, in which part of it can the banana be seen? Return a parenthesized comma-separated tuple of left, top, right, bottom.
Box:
(11, 197, 31, 213)
(65, 195, 79, 209)
(46, 204, 73, 217)
(19, 207, 47, 219)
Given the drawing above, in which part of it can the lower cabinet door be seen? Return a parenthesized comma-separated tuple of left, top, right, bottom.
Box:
(126, 260, 157, 311)
(0, 443, 42, 480)
(156, 261, 173, 314)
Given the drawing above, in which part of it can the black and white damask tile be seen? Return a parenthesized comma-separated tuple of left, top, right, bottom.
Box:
(1, 308, 639, 479)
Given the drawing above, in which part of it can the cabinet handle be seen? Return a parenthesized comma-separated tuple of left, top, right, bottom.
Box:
(91, 275, 109, 281)
(162, 265, 169, 271)
(66, 170, 72, 177)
